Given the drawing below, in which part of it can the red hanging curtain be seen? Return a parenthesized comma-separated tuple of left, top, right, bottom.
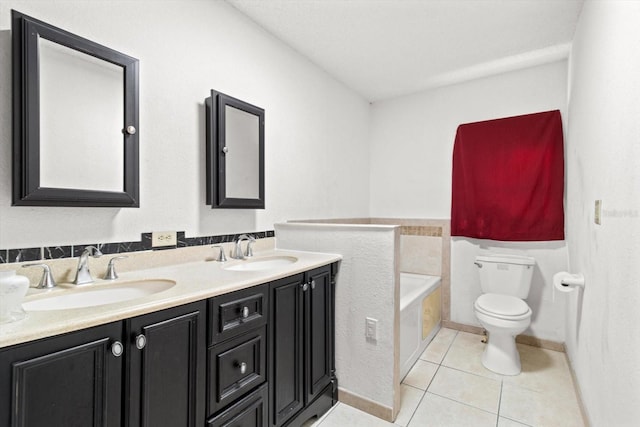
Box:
(451, 110, 564, 241)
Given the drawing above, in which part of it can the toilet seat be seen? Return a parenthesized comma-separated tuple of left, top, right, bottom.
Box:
(474, 293, 531, 321)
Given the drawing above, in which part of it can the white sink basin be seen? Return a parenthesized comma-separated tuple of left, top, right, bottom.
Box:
(23, 279, 177, 311)
(224, 256, 298, 272)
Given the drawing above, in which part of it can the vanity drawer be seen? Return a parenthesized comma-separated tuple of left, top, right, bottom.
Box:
(209, 284, 268, 345)
(206, 383, 267, 427)
(207, 325, 267, 415)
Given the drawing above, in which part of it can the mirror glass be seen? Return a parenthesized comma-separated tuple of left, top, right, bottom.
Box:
(39, 38, 124, 192)
(224, 105, 260, 199)
(12, 10, 140, 207)
(205, 90, 265, 209)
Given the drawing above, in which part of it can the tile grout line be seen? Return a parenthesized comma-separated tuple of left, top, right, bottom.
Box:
(401, 383, 425, 393)
(424, 391, 500, 418)
(429, 329, 505, 421)
(495, 381, 503, 427)
(401, 329, 456, 427)
(403, 358, 444, 427)
(441, 364, 503, 382)
(402, 385, 427, 427)
(500, 415, 535, 427)
(436, 329, 459, 365)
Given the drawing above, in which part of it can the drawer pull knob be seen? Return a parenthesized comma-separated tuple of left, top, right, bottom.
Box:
(238, 362, 247, 374)
(111, 341, 124, 357)
(135, 334, 147, 350)
(242, 306, 250, 319)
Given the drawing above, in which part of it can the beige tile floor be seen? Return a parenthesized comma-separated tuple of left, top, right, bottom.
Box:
(309, 328, 586, 427)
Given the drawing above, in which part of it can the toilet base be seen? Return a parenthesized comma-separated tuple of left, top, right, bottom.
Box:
(482, 331, 522, 376)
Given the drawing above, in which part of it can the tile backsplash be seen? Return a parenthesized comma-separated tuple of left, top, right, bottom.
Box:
(400, 234, 442, 276)
(0, 230, 275, 264)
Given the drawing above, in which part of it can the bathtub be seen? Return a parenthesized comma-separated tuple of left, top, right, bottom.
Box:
(400, 273, 442, 380)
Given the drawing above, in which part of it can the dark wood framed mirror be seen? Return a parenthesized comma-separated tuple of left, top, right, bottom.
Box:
(205, 90, 265, 209)
(12, 10, 140, 207)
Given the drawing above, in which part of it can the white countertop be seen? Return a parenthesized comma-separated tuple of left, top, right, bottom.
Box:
(0, 249, 341, 348)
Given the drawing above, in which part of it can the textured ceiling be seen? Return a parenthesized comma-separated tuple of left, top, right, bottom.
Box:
(225, 0, 584, 102)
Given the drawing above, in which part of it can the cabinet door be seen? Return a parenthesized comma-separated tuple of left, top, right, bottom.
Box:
(305, 265, 333, 403)
(269, 273, 305, 427)
(0, 322, 123, 427)
(206, 383, 268, 427)
(127, 301, 206, 427)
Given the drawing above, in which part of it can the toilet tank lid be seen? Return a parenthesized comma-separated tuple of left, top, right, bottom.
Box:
(475, 254, 535, 266)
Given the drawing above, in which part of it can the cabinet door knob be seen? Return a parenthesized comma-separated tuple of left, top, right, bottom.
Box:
(135, 334, 147, 350)
(242, 306, 250, 319)
(111, 341, 124, 357)
(301, 283, 308, 292)
(125, 125, 136, 135)
(238, 362, 247, 374)
(311, 280, 316, 289)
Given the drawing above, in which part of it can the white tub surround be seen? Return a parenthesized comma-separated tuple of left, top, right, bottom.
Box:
(275, 222, 400, 422)
(0, 249, 340, 348)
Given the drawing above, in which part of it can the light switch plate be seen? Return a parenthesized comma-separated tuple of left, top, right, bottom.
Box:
(365, 317, 378, 341)
(595, 200, 602, 225)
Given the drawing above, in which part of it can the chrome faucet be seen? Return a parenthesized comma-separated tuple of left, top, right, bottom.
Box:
(232, 234, 255, 260)
(22, 263, 57, 289)
(212, 245, 227, 262)
(103, 256, 128, 280)
(74, 246, 103, 285)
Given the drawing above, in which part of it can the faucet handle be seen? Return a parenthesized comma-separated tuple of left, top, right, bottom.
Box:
(22, 263, 57, 289)
(245, 237, 256, 258)
(82, 245, 103, 258)
(212, 245, 227, 262)
(104, 256, 128, 280)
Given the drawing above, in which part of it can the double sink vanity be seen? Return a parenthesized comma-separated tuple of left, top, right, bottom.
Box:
(4, 9, 338, 427)
(0, 249, 340, 427)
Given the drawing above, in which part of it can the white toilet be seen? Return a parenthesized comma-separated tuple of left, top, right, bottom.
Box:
(473, 254, 535, 375)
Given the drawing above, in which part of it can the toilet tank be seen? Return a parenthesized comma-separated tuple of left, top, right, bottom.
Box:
(475, 254, 535, 298)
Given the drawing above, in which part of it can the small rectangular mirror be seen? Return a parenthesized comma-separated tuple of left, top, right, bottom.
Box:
(12, 11, 139, 207)
(205, 90, 265, 209)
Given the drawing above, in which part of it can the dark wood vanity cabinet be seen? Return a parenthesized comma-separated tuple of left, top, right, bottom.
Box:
(206, 383, 268, 427)
(0, 322, 124, 427)
(206, 284, 269, 422)
(0, 301, 206, 427)
(125, 301, 206, 427)
(0, 262, 337, 427)
(270, 264, 337, 427)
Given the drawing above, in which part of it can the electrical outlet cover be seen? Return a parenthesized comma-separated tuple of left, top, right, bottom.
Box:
(152, 231, 177, 247)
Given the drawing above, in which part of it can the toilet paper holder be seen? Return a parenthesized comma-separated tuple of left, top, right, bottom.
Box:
(553, 272, 585, 289)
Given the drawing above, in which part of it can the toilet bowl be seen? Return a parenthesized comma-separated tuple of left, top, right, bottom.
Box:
(474, 293, 532, 375)
(473, 254, 535, 376)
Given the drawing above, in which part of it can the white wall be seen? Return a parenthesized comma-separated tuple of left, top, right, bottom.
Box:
(0, 0, 371, 248)
(369, 60, 569, 219)
(369, 61, 570, 342)
(565, 1, 640, 425)
(275, 222, 400, 418)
